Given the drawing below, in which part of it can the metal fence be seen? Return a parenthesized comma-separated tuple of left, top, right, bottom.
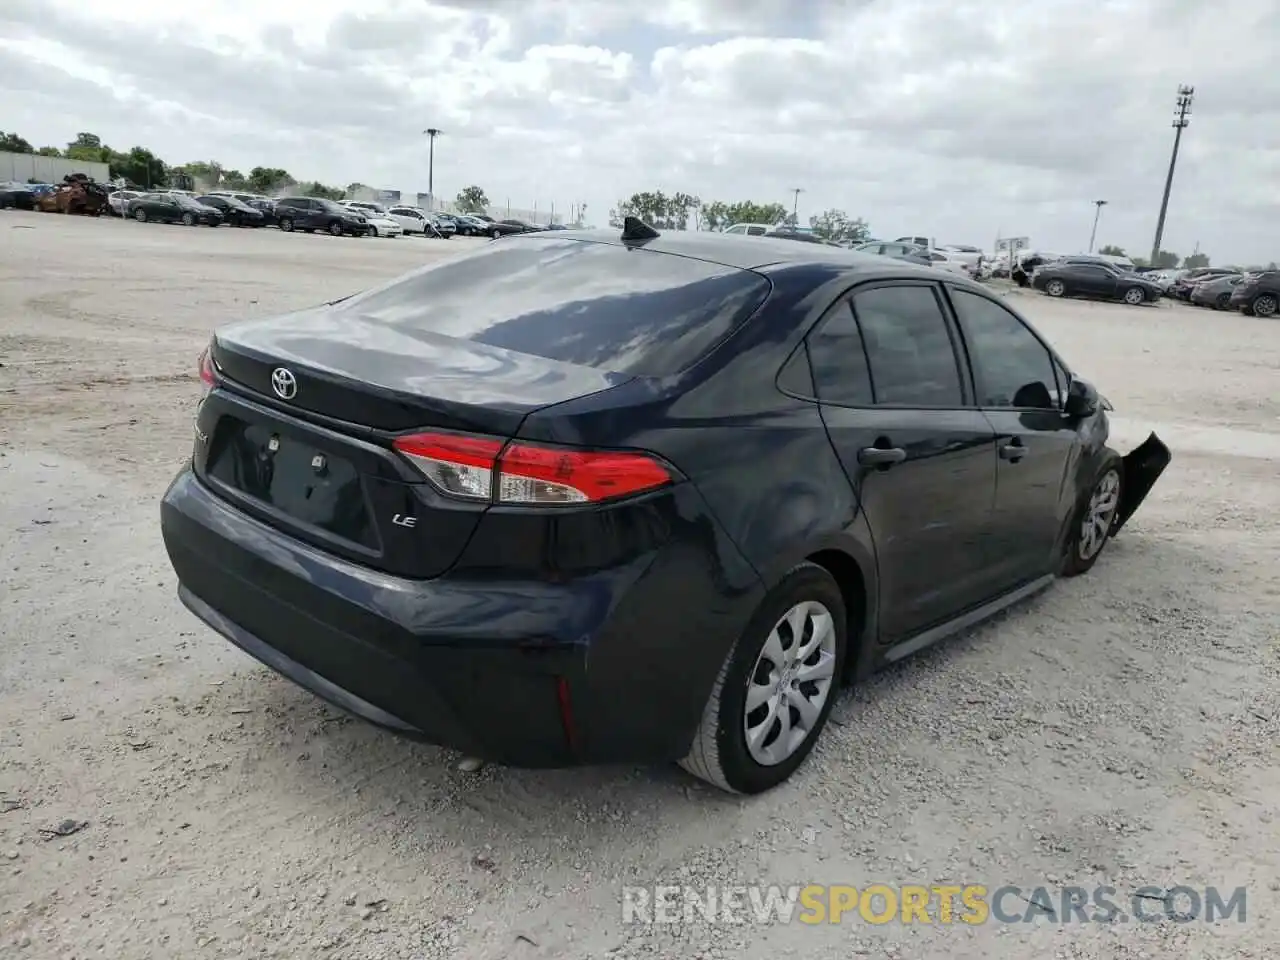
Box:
(0, 151, 111, 184)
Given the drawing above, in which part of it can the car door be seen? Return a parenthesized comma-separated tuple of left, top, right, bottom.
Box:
(944, 286, 1079, 587)
(807, 282, 1002, 645)
(1077, 265, 1118, 297)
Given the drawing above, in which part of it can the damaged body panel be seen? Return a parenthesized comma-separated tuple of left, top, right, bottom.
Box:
(1112, 432, 1172, 534)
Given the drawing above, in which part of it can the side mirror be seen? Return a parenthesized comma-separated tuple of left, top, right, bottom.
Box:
(1063, 378, 1100, 419)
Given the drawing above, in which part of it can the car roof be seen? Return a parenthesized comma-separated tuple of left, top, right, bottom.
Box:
(501, 229, 970, 284)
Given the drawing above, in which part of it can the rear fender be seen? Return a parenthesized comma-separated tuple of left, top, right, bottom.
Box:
(1112, 432, 1171, 534)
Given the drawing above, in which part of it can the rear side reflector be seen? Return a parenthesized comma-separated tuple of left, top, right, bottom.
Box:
(392, 431, 672, 505)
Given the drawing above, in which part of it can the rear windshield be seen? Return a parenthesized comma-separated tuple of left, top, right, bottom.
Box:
(334, 237, 771, 377)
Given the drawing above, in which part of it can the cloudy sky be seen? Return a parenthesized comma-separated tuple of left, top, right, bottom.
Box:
(2, 0, 1277, 263)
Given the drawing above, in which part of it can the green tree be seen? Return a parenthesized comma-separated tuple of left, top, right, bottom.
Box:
(0, 131, 34, 153)
(1098, 244, 1126, 257)
(221, 169, 248, 191)
(247, 167, 295, 194)
(65, 132, 111, 163)
(179, 161, 224, 190)
(699, 200, 730, 231)
(1152, 250, 1180, 269)
(110, 147, 168, 188)
(810, 209, 871, 244)
(35, 146, 62, 157)
(722, 201, 788, 227)
(1182, 252, 1210, 269)
(455, 185, 489, 213)
(298, 181, 344, 200)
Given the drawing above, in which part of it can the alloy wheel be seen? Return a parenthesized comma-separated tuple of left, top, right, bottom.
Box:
(1123, 287, 1145, 305)
(1046, 279, 1065, 297)
(1078, 469, 1120, 561)
(743, 601, 837, 767)
(1254, 294, 1278, 318)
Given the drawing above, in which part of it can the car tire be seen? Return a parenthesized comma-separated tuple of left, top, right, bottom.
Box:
(1122, 287, 1145, 306)
(1251, 294, 1278, 318)
(1061, 456, 1123, 577)
(492, 229, 501, 240)
(279, 217, 294, 232)
(328, 221, 344, 237)
(182, 213, 195, 226)
(680, 562, 847, 795)
(134, 209, 147, 222)
(1215, 293, 1231, 310)
(1045, 279, 1066, 297)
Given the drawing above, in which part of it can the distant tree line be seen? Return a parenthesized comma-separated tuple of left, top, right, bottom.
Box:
(607, 190, 870, 241)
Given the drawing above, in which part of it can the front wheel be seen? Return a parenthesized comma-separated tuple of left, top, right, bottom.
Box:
(1062, 459, 1123, 577)
(133, 209, 147, 222)
(1215, 293, 1232, 310)
(328, 220, 344, 237)
(680, 562, 846, 794)
(1252, 294, 1278, 318)
(182, 212, 195, 226)
(278, 217, 294, 232)
(492, 229, 501, 240)
(1045, 279, 1066, 297)
(1122, 286, 1145, 306)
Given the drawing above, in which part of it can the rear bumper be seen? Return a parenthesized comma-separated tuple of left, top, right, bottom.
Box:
(161, 466, 762, 767)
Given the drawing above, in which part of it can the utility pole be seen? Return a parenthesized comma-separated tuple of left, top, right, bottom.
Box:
(423, 128, 441, 206)
(790, 187, 804, 225)
(1088, 200, 1107, 254)
(1149, 85, 1194, 266)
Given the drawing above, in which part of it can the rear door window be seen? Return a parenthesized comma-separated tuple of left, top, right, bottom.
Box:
(335, 237, 771, 377)
(850, 284, 965, 406)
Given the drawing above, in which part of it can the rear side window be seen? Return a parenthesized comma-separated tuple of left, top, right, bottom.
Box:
(850, 285, 963, 406)
(335, 238, 771, 377)
(807, 300, 873, 405)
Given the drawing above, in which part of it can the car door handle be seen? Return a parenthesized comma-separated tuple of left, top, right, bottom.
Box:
(999, 439, 1026, 462)
(857, 446, 907, 467)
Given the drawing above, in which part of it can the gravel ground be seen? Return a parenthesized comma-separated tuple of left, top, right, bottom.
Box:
(2, 211, 1278, 960)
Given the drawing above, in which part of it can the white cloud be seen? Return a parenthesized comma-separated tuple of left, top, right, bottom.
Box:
(1, 0, 1277, 263)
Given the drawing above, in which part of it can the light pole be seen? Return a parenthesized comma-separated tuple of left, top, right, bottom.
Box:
(1150, 85, 1193, 266)
(789, 187, 804, 226)
(423, 128, 441, 206)
(1088, 200, 1107, 254)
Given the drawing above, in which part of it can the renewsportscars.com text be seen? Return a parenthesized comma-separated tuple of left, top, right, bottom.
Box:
(621, 884, 1248, 926)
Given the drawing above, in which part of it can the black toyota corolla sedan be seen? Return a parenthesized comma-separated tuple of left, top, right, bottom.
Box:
(160, 219, 1170, 795)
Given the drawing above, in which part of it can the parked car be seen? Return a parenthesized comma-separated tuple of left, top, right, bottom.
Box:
(428, 214, 456, 238)
(1032, 260, 1162, 305)
(106, 189, 142, 217)
(1228, 270, 1280, 317)
(723, 223, 775, 237)
(274, 197, 367, 236)
(197, 195, 266, 227)
(1189, 273, 1243, 309)
(923, 249, 975, 278)
(487, 218, 539, 239)
(852, 240, 933, 268)
(362, 212, 404, 238)
(128, 192, 224, 226)
(342, 201, 389, 219)
(161, 225, 1170, 795)
(385, 206, 431, 236)
(762, 229, 842, 247)
(451, 214, 490, 236)
(1170, 268, 1237, 301)
(0, 181, 37, 210)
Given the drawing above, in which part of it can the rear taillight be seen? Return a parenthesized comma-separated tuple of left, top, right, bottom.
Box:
(392, 431, 672, 505)
(197, 346, 215, 389)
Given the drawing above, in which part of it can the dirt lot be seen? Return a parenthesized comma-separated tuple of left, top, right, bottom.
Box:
(2, 211, 1278, 960)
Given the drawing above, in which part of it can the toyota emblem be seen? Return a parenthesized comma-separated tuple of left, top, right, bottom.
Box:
(270, 367, 298, 400)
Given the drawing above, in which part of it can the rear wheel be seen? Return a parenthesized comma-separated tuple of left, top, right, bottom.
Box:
(1122, 286, 1145, 306)
(492, 229, 501, 240)
(182, 212, 195, 226)
(1045, 278, 1066, 297)
(680, 562, 846, 794)
(133, 208, 147, 222)
(329, 220, 344, 237)
(1062, 458, 1122, 577)
(1215, 292, 1232, 310)
(279, 217, 294, 232)
(1252, 294, 1278, 318)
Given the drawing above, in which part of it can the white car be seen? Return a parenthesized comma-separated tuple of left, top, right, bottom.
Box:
(108, 190, 141, 217)
(362, 213, 403, 238)
(343, 200, 389, 219)
(385, 206, 431, 236)
(924, 250, 973, 278)
(722, 223, 775, 237)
